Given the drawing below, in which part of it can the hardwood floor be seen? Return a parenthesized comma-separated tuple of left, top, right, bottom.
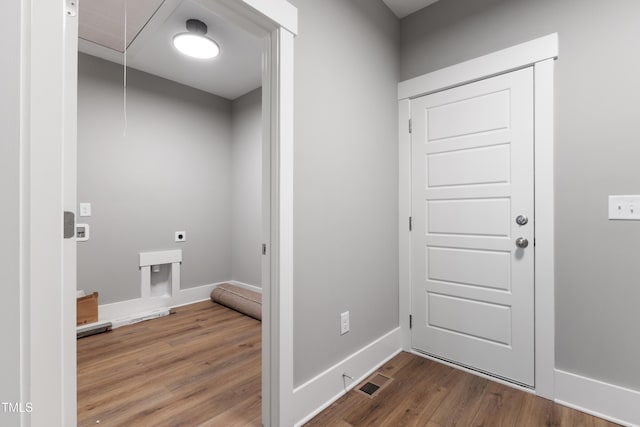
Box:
(79, 307, 619, 427)
(305, 352, 620, 427)
(77, 301, 261, 427)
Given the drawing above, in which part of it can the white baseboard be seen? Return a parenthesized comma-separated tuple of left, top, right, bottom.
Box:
(109, 307, 171, 329)
(227, 280, 262, 294)
(98, 295, 173, 325)
(555, 369, 640, 427)
(99, 281, 259, 329)
(293, 327, 402, 426)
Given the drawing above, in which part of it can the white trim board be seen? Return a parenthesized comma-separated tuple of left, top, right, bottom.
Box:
(264, 27, 296, 427)
(293, 328, 402, 426)
(25, 1, 297, 425)
(532, 58, 556, 399)
(397, 33, 557, 399)
(139, 249, 182, 266)
(555, 369, 640, 427)
(213, 0, 298, 36)
(398, 33, 558, 100)
(97, 281, 262, 329)
(227, 280, 263, 294)
(398, 98, 412, 351)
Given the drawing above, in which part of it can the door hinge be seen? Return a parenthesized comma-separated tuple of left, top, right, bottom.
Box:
(262, 243, 267, 255)
(409, 216, 413, 231)
(409, 314, 413, 329)
(63, 211, 75, 239)
(408, 118, 412, 134)
(65, 0, 78, 17)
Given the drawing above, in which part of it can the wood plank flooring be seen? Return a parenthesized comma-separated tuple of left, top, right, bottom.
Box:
(79, 305, 619, 427)
(305, 352, 621, 427)
(77, 301, 261, 427)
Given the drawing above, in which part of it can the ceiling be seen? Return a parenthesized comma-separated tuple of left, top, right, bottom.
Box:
(78, 0, 262, 100)
(381, 0, 441, 18)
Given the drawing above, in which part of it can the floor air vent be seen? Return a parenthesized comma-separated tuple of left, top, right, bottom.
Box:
(356, 372, 393, 398)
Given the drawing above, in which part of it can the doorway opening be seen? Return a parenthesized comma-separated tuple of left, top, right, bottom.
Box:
(75, 2, 267, 423)
(24, 0, 294, 424)
(397, 33, 557, 399)
(75, 1, 265, 424)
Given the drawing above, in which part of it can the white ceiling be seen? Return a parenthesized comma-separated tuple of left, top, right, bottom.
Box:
(381, 0, 441, 18)
(78, 0, 165, 52)
(78, 0, 262, 100)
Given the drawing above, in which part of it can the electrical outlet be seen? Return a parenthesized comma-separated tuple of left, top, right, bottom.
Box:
(340, 311, 350, 335)
(76, 223, 89, 242)
(608, 195, 640, 220)
(175, 231, 186, 242)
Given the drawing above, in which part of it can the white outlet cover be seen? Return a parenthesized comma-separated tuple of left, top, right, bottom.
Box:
(76, 223, 90, 242)
(175, 231, 186, 242)
(608, 195, 640, 220)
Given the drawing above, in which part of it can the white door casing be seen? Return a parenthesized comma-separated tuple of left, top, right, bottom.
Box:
(398, 33, 557, 399)
(26, 1, 296, 426)
(410, 67, 535, 386)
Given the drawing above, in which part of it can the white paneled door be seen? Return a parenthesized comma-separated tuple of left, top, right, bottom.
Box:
(410, 67, 535, 386)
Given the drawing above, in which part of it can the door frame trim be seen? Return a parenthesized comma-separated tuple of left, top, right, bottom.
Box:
(24, 1, 296, 426)
(398, 33, 558, 399)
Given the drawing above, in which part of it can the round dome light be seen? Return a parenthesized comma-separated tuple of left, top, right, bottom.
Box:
(173, 33, 220, 59)
(173, 19, 220, 59)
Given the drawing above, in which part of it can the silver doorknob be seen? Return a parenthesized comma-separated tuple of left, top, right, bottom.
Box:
(516, 237, 529, 248)
(515, 215, 528, 226)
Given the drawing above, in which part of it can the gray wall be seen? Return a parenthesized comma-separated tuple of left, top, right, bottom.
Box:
(78, 53, 233, 304)
(289, 0, 400, 386)
(231, 88, 262, 287)
(401, 0, 640, 391)
(0, 0, 22, 424)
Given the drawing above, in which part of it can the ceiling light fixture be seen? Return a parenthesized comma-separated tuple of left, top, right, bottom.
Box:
(173, 19, 220, 59)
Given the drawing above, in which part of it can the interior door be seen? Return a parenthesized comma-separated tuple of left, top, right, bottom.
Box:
(410, 67, 534, 386)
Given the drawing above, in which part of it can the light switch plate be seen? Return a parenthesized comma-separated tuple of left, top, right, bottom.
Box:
(79, 202, 91, 217)
(608, 195, 640, 220)
(340, 311, 350, 335)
